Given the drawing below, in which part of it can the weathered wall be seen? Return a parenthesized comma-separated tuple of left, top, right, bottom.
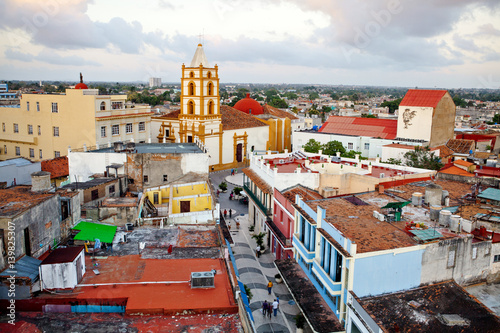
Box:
(437, 172, 499, 187)
(430, 93, 456, 147)
(69, 152, 126, 182)
(420, 236, 492, 286)
(397, 106, 433, 142)
(40, 250, 84, 289)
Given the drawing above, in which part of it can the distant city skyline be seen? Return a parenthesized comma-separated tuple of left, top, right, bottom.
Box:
(1, 0, 500, 89)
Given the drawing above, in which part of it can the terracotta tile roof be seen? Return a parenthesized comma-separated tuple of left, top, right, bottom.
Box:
(446, 139, 475, 154)
(454, 159, 474, 167)
(281, 184, 323, 202)
(399, 89, 448, 108)
(262, 104, 299, 120)
(41, 156, 68, 179)
(390, 180, 473, 206)
(319, 116, 397, 139)
(474, 151, 495, 159)
(242, 168, 272, 194)
(221, 105, 268, 130)
(357, 280, 500, 332)
(154, 110, 180, 119)
(304, 193, 417, 253)
(435, 144, 454, 158)
(0, 186, 54, 217)
(439, 165, 474, 177)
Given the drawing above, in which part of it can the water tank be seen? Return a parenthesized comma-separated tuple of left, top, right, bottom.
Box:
(114, 141, 124, 152)
(450, 215, 462, 233)
(425, 183, 442, 206)
(31, 171, 51, 192)
(441, 190, 449, 205)
(430, 205, 441, 221)
(412, 192, 423, 207)
(439, 210, 452, 227)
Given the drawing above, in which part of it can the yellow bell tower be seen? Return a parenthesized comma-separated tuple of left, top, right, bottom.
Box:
(179, 44, 222, 146)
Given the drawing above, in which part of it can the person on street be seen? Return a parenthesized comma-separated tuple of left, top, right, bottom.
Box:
(267, 280, 273, 295)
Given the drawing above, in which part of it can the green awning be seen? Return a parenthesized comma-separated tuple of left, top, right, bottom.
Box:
(381, 201, 411, 209)
(73, 221, 117, 243)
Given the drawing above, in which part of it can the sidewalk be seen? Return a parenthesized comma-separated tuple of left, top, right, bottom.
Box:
(210, 168, 301, 333)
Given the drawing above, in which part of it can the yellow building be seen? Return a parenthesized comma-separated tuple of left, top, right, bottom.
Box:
(0, 78, 153, 162)
(152, 44, 296, 171)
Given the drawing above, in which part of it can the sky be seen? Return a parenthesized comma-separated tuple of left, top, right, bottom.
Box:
(0, 0, 500, 89)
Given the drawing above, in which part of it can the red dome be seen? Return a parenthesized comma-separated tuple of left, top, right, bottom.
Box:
(234, 93, 263, 115)
(75, 82, 88, 89)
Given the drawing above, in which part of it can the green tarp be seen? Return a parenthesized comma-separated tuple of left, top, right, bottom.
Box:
(381, 201, 411, 209)
(73, 221, 117, 243)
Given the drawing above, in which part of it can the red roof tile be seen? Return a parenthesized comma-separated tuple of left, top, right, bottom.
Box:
(399, 89, 448, 108)
(221, 105, 268, 130)
(154, 110, 180, 119)
(0, 186, 54, 217)
(439, 165, 474, 177)
(262, 104, 299, 120)
(453, 159, 474, 167)
(41, 156, 68, 179)
(319, 116, 397, 139)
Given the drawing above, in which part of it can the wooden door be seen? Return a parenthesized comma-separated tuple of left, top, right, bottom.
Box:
(236, 143, 243, 162)
(180, 201, 190, 213)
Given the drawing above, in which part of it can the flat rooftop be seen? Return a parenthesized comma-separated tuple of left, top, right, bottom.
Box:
(0, 185, 54, 217)
(355, 280, 500, 332)
(91, 143, 204, 154)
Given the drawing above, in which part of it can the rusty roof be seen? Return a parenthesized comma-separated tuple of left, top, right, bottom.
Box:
(241, 168, 272, 194)
(356, 280, 500, 332)
(446, 139, 475, 154)
(389, 180, 474, 206)
(0, 186, 55, 217)
(41, 246, 84, 265)
(435, 144, 455, 158)
(262, 104, 299, 120)
(304, 193, 418, 253)
(40, 156, 69, 179)
(153, 110, 180, 119)
(281, 184, 323, 202)
(275, 259, 344, 333)
(221, 105, 268, 130)
(101, 197, 139, 207)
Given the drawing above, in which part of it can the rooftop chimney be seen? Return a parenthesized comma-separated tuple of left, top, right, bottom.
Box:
(31, 171, 51, 192)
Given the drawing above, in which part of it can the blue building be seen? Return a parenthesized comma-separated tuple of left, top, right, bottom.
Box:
(0, 83, 20, 106)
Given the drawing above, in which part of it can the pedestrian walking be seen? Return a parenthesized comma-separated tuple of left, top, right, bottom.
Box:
(262, 300, 269, 317)
(224, 209, 227, 218)
(229, 209, 232, 218)
(216, 189, 220, 197)
(256, 245, 261, 258)
(230, 192, 233, 200)
(272, 299, 279, 316)
(267, 280, 273, 295)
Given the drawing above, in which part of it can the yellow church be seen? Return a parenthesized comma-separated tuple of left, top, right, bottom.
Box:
(152, 44, 297, 171)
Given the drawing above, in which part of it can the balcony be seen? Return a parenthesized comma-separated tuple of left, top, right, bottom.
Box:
(243, 182, 270, 216)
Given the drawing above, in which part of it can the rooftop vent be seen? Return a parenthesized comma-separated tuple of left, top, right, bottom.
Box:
(438, 314, 470, 327)
(191, 271, 215, 288)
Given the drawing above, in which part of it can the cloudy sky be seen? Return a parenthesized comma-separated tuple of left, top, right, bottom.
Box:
(1, 0, 499, 88)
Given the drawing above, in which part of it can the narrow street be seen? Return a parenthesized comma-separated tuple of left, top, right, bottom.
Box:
(210, 169, 302, 333)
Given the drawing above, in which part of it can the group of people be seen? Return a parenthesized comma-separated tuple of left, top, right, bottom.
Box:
(261, 298, 279, 318)
(223, 209, 232, 218)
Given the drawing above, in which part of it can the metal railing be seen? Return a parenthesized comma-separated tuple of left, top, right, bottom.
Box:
(243, 183, 270, 216)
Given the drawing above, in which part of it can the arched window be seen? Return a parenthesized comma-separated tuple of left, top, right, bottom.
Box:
(208, 100, 214, 114)
(100, 102, 106, 110)
(189, 82, 195, 96)
(208, 82, 213, 95)
(189, 71, 194, 78)
(188, 100, 194, 114)
(207, 71, 212, 78)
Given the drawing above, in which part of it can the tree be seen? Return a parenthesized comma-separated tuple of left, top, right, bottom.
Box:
(453, 95, 467, 108)
(361, 114, 377, 118)
(403, 146, 443, 170)
(267, 97, 288, 109)
(308, 92, 319, 100)
(323, 141, 345, 156)
(342, 150, 365, 159)
(493, 114, 500, 124)
(381, 98, 402, 114)
(385, 158, 402, 165)
(303, 139, 322, 153)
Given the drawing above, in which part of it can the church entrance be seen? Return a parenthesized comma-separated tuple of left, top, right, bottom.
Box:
(187, 135, 193, 143)
(236, 143, 243, 162)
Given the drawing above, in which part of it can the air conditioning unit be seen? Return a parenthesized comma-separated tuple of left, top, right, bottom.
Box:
(191, 271, 215, 288)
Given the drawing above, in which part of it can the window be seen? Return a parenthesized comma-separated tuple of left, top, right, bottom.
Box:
(472, 247, 477, 260)
(53, 126, 59, 137)
(189, 82, 195, 96)
(188, 100, 194, 114)
(165, 129, 170, 137)
(111, 102, 123, 109)
(27, 125, 33, 135)
(91, 189, 99, 201)
(494, 254, 500, 263)
(163, 175, 168, 182)
(54, 151, 60, 158)
(29, 148, 34, 158)
(3, 145, 6, 154)
(100, 101, 106, 110)
(112, 124, 119, 135)
(13, 123, 18, 133)
(2, 123, 5, 132)
(109, 185, 115, 194)
(189, 71, 194, 78)
(36, 102, 40, 112)
(208, 100, 214, 114)
(126, 123, 133, 134)
(39, 149, 42, 159)
(348, 142, 353, 150)
(15, 146, 20, 156)
(138, 122, 145, 132)
(207, 71, 211, 78)
(208, 82, 213, 95)
(26, 101, 30, 111)
(51, 102, 58, 113)
(143, 175, 149, 183)
(100, 126, 106, 138)
(37, 125, 41, 135)
(364, 143, 370, 150)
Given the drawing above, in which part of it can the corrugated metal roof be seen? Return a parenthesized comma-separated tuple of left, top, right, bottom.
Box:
(0, 255, 41, 281)
(478, 188, 500, 201)
(319, 116, 397, 139)
(400, 89, 448, 108)
(0, 158, 33, 167)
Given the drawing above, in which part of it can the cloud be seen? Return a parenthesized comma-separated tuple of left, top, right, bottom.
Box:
(5, 48, 100, 66)
(475, 23, 500, 37)
(453, 34, 481, 52)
